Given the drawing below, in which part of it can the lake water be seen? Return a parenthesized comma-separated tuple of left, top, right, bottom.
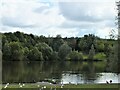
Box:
(2, 61, 120, 84)
(61, 73, 120, 84)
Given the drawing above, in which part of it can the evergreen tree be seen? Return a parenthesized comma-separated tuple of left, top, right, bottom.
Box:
(88, 44, 95, 60)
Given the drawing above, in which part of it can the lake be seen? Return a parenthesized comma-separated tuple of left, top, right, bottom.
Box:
(61, 73, 119, 84)
(2, 61, 120, 84)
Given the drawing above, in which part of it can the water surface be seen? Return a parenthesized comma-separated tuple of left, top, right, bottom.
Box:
(2, 61, 119, 84)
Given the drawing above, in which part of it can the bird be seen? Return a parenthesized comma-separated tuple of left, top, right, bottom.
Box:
(37, 85, 40, 87)
(7, 83, 9, 85)
(4, 83, 10, 88)
(20, 85, 23, 88)
(4, 84, 8, 88)
(61, 85, 63, 88)
(106, 81, 109, 84)
(23, 84, 25, 86)
(110, 80, 112, 83)
(43, 86, 46, 88)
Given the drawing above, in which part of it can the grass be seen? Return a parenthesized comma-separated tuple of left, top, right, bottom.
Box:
(82, 52, 106, 61)
(2, 83, 120, 90)
(94, 53, 106, 60)
(82, 54, 88, 59)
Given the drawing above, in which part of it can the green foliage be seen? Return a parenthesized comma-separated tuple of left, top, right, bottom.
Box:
(94, 53, 106, 60)
(104, 42, 112, 57)
(58, 43, 72, 60)
(88, 44, 95, 60)
(67, 50, 83, 61)
(95, 40, 104, 52)
(52, 35, 64, 52)
(28, 47, 43, 61)
(3, 43, 11, 60)
(3, 42, 24, 61)
(108, 43, 118, 72)
(51, 51, 59, 61)
(36, 43, 53, 61)
(2, 31, 117, 62)
(64, 37, 76, 50)
(23, 47, 29, 60)
(78, 34, 97, 53)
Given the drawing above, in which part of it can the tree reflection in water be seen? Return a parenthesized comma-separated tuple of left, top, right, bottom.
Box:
(2, 61, 119, 84)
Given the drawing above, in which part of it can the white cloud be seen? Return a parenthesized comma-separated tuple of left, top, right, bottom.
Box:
(1, 0, 117, 38)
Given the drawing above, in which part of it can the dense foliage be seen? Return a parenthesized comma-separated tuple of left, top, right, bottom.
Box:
(2, 31, 115, 61)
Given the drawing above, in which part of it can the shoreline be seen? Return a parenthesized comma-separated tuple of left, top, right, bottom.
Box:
(2, 83, 120, 88)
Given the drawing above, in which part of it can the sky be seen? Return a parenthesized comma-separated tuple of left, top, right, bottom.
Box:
(0, 0, 119, 38)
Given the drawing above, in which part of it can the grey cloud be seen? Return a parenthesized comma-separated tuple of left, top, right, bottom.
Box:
(2, 17, 35, 28)
(58, 2, 115, 30)
(59, 2, 114, 22)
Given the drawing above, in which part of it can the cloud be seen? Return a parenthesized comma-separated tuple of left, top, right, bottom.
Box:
(2, 17, 35, 28)
(57, 1, 117, 38)
(1, 0, 117, 38)
(59, 2, 116, 22)
(33, 6, 50, 13)
(1, 0, 64, 27)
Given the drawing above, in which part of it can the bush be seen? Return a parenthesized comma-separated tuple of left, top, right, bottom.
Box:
(66, 50, 83, 61)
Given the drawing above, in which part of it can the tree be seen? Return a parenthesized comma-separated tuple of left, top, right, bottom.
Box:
(78, 34, 97, 53)
(95, 40, 104, 52)
(52, 35, 64, 52)
(109, 29, 117, 39)
(66, 38, 76, 50)
(36, 43, 53, 61)
(28, 47, 43, 61)
(58, 43, 72, 60)
(23, 47, 29, 60)
(88, 44, 95, 60)
(3, 42, 24, 61)
(104, 42, 112, 57)
(66, 50, 83, 61)
(2, 42, 11, 61)
(14, 31, 25, 42)
(51, 51, 59, 61)
(108, 43, 118, 72)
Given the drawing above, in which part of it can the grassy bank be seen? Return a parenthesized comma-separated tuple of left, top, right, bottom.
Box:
(82, 52, 106, 61)
(2, 83, 120, 90)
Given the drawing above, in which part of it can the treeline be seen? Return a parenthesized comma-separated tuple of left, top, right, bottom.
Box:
(2, 31, 114, 61)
